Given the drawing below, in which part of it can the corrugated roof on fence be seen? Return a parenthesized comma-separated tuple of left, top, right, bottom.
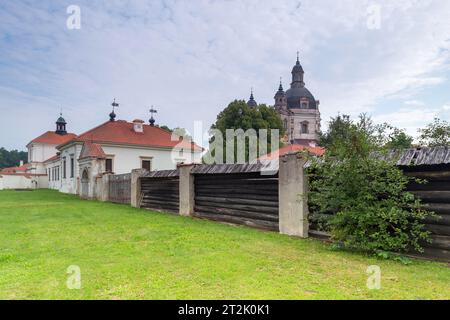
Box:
(385, 147, 450, 166)
(191, 161, 278, 175)
(143, 169, 179, 178)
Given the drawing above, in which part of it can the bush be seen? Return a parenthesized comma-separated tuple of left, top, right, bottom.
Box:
(308, 114, 433, 254)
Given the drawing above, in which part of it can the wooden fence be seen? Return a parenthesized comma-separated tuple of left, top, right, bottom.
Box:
(139, 169, 179, 213)
(108, 173, 131, 204)
(193, 171, 279, 231)
(404, 164, 450, 261)
(129, 149, 450, 262)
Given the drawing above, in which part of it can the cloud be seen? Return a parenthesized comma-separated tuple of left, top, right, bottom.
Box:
(0, 0, 450, 149)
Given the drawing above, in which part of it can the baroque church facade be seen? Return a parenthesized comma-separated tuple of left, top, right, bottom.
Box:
(248, 55, 321, 147)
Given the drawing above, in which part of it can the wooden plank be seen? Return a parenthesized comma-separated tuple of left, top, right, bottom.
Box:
(193, 211, 278, 231)
(405, 171, 450, 180)
(424, 213, 450, 226)
(195, 195, 278, 208)
(195, 192, 278, 202)
(407, 180, 450, 191)
(422, 203, 450, 215)
(194, 205, 278, 222)
(424, 235, 450, 250)
(426, 224, 450, 236)
(195, 200, 278, 215)
(411, 191, 450, 203)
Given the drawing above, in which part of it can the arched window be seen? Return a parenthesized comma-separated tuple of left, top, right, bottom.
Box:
(301, 122, 309, 134)
(283, 119, 288, 130)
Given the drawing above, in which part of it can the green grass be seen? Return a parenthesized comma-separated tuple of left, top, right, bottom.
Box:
(0, 189, 449, 300)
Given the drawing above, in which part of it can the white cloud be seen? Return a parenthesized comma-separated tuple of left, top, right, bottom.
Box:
(0, 0, 450, 149)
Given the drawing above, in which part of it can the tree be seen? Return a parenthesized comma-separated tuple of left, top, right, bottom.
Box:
(308, 114, 433, 255)
(384, 127, 413, 150)
(206, 100, 284, 163)
(319, 114, 352, 149)
(0, 148, 28, 169)
(320, 114, 413, 150)
(418, 118, 450, 147)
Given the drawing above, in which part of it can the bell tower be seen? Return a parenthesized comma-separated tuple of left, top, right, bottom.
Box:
(55, 113, 67, 135)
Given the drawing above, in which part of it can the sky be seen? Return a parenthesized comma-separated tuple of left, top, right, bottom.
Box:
(0, 0, 450, 150)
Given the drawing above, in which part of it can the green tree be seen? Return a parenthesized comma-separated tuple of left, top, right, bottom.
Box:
(0, 148, 28, 169)
(320, 114, 413, 150)
(418, 118, 450, 147)
(319, 114, 352, 149)
(384, 127, 413, 150)
(207, 100, 284, 163)
(308, 114, 432, 255)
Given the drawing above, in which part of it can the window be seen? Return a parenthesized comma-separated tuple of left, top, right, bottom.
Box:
(48, 169, 51, 181)
(301, 122, 309, 134)
(283, 119, 288, 130)
(57, 167, 60, 181)
(141, 157, 152, 171)
(70, 157, 74, 178)
(142, 159, 151, 171)
(105, 158, 113, 173)
(300, 100, 309, 109)
(63, 158, 66, 179)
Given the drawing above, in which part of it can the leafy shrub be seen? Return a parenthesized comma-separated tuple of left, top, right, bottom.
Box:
(308, 114, 434, 254)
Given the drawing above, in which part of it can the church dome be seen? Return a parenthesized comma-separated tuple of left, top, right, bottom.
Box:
(285, 86, 317, 109)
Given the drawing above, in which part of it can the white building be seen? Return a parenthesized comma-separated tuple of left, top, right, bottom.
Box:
(1, 111, 202, 195)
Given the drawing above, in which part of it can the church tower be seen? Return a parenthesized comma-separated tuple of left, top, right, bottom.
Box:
(247, 89, 257, 108)
(274, 53, 321, 146)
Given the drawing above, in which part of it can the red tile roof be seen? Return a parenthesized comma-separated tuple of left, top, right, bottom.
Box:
(28, 131, 77, 146)
(258, 144, 325, 160)
(60, 120, 202, 151)
(79, 142, 106, 159)
(43, 154, 60, 163)
(0, 163, 30, 174)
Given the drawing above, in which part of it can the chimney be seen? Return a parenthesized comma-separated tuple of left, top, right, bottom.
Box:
(132, 119, 145, 133)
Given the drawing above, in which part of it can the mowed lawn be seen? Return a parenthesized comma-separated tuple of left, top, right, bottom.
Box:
(0, 190, 449, 300)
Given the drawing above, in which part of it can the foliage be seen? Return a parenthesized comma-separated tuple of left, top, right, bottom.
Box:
(418, 118, 450, 147)
(320, 114, 413, 150)
(384, 127, 414, 150)
(206, 100, 284, 162)
(0, 189, 449, 299)
(309, 114, 433, 254)
(0, 147, 28, 169)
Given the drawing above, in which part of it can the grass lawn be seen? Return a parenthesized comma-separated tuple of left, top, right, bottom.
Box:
(0, 189, 449, 300)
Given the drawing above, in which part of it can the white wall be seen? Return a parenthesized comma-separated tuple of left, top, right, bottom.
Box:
(46, 143, 83, 194)
(0, 175, 35, 190)
(28, 143, 58, 163)
(101, 145, 201, 174)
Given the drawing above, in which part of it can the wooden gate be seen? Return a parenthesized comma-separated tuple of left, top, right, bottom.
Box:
(109, 173, 131, 204)
(193, 172, 279, 230)
(140, 170, 180, 213)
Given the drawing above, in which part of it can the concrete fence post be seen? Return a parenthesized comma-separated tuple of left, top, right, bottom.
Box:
(179, 164, 196, 216)
(131, 169, 146, 208)
(100, 173, 110, 202)
(278, 153, 309, 238)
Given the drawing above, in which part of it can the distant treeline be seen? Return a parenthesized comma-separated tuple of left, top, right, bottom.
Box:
(0, 148, 28, 169)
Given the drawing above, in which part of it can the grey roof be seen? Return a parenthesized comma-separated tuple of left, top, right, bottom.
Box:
(285, 87, 317, 109)
(292, 60, 304, 74)
(386, 147, 450, 166)
(56, 116, 66, 124)
(247, 92, 257, 107)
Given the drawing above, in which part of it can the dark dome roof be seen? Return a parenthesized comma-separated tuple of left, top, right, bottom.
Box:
(292, 61, 304, 74)
(247, 91, 257, 108)
(285, 87, 317, 109)
(56, 116, 66, 124)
